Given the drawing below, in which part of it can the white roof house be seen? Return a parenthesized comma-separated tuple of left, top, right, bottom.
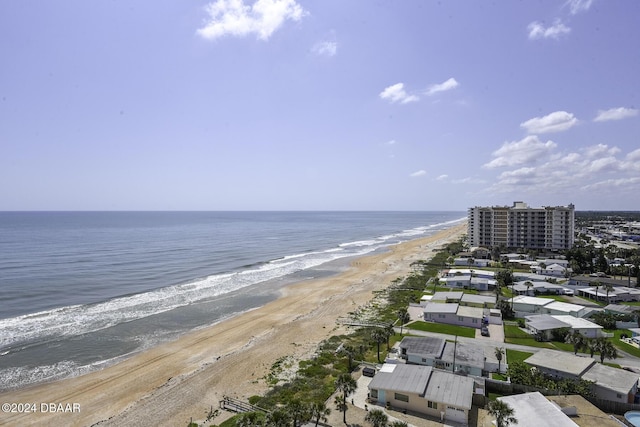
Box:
(431, 291, 464, 302)
(542, 301, 587, 317)
(498, 392, 579, 427)
(525, 314, 603, 339)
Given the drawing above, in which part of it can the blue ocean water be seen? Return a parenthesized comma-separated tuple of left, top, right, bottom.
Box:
(0, 211, 464, 391)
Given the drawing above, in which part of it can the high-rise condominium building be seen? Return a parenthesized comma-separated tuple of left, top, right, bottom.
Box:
(468, 201, 575, 250)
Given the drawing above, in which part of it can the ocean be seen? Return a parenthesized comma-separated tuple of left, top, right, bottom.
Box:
(0, 211, 465, 392)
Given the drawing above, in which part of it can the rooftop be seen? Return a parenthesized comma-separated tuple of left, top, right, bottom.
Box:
(512, 295, 555, 306)
(441, 341, 485, 370)
(498, 392, 579, 427)
(399, 336, 445, 357)
(582, 363, 639, 394)
(525, 349, 596, 377)
(431, 291, 464, 301)
(368, 364, 432, 396)
(456, 305, 484, 318)
(423, 302, 458, 314)
(422, 369, 474, 410)
(525, 314, 570, 331)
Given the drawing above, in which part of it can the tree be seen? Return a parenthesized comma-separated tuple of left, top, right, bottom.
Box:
(371, 328, 387, 362)
(383, 323, 394, 351)
(593, 281, 601, 303)
(603, 283, 614, 304)
(364, 408, 388, 427)
(265, 407, 292, 427)
(287, 399, 310, 427)
(565, 330, 586, 355)
(310, 402, 330, 427)
(597, 338, 618, 364)
(524, 281, 533, 296)
(495, 347, 505, 373)
(397, 308, 410, 335)
(335, 373, 357, 424)
(389, 422, 409, 427)
(236, 412, 265, 427)
(586, 338, 598, 358)
(488, 399, 518, 427)
(338, 344, 357, 372)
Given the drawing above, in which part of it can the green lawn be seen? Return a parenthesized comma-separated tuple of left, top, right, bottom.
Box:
(606, 329, 640, 358)
(506, 348, 533, 364)
(620, 301, 640, 306)
(503, 324, 560, 349)
(405, 321, 476, 338)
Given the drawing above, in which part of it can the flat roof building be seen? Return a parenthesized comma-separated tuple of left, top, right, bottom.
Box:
(468, 201, 575, 250)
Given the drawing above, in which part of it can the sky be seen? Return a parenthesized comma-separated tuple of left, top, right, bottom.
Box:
(1, 0, 639, 211)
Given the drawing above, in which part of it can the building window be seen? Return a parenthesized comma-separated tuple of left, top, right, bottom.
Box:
(428, 401, 438, 409)
(472, 318, 478, 323)
(458, 316, 464, 321)
(370, 389, 378, 399)
(422, 358, 427, 363)
(394, 393, 409, 402)
(438, 314, 446, 319)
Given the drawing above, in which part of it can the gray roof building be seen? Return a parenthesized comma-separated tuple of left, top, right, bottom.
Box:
(524, 350, 595, 378)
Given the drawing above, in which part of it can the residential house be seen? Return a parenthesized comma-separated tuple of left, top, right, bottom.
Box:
(368, 364, 474, 425)
(525, 314, 603, 340)
(531, 263, 570, 277)
(581, 362, 639, 403)
(524, 350, 640, 403)
(398, 336, 485, 377)
(431, 291, 464, 303)
(459, 293, 496, 309)
(497, 392, 579, 427)
(423, 303, 484, 329)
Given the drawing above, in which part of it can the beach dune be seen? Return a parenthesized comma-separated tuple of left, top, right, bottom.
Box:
(0, 223, 466, 427)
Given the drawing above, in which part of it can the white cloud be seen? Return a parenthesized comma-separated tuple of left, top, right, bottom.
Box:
(312, 40, 337, 57)
(483, 135, 557, 169)
(426, 78, 459, 96)
(483, 142, 640, 200)
(436, 174, 448, 181)
(520, 111, 578, 134)
(379, 83, 419, 104)
(528, 20, 571, 40)
(197, 0, 307, 41)
(385, 140, 397, 145)
(410, 170, 427, 177)
(594, 107, 639, 122)
(566, 0, 595, 15)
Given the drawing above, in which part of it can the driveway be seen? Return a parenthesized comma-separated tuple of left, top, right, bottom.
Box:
(474, 323, 505, 343)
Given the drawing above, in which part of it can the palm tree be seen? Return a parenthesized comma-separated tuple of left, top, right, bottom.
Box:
(383, 323, 394, 351)
(598, 338, 618, 364)
(265, 407, 292, 427)
(593, 281, 601, 303)
(524, 281, 533, 296)
(333, 394, 347, 425)
(565, 330, 586, 355)
(364, 408, 388, 427)
(488, 399, 517, 427)
(586, 338, 598, 358)
(310, 402, 330, 427)
(397, 308, 410, 335)
(371, 328, 386, 362)
(389, 422, 409, 427)
(287, 399, 310, 427)
(603, 283, 614, 304)
(495, 347, 505, 373)
(335, 373, 357, 424)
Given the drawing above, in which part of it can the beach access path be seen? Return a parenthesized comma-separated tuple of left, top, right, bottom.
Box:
(0, 223, 467, 427)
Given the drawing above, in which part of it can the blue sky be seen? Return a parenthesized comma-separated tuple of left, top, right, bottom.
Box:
(1, 0, 638, 211)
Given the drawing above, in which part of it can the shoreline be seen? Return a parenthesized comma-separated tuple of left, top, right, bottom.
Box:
(0, 223, 467, 427)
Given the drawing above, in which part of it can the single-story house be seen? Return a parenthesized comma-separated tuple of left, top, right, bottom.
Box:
(453, 257, 491, 267)
(524, 350, 595, 380)
(459, 293, 496, 309)
(368, 364, 474, 425)
(541, 301, 587, 317)
(497, 392, 579, 427)
(603, 304, 636, 316)
(524, 350, 640, 403)
(581, 362, 639, 403)
(531, 263, 570, 277)
(578, 286, 640, 304)
(431, 291, 464, 303)
(511, 295, 554, 315)
(511, 281, 568, 296)
(398, 336, 485, 376)
(423, 303, 485, 329)
(525, 314, 603, 340)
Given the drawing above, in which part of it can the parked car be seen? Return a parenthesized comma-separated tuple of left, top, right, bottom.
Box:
(481, 326, 490, 336)
(362, 367, 376, 377)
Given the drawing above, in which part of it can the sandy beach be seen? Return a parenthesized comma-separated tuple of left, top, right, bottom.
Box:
(0, 223, 466, 427)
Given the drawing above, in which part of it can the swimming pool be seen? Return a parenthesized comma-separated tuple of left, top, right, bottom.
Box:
(625, 411, 640, 427)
